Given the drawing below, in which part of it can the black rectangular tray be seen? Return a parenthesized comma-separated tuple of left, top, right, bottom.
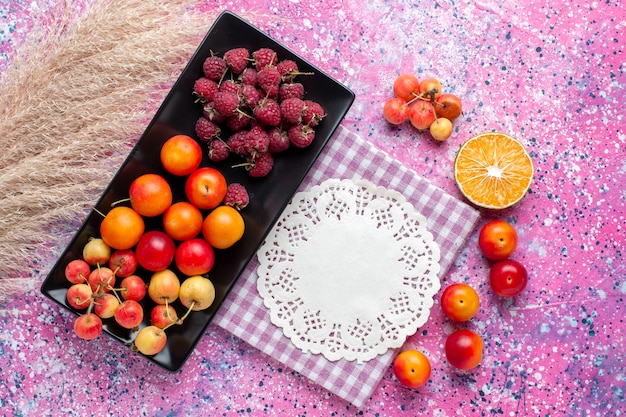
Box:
(40, 10, 355, 372)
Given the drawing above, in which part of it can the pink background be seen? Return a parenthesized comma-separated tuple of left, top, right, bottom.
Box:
(1, 0, 624, 416)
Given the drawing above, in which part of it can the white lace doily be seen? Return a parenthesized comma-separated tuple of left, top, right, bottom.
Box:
(256, 178, 441, 363)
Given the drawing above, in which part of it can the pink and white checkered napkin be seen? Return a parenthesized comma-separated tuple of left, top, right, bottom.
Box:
(213, 125, 480, 408)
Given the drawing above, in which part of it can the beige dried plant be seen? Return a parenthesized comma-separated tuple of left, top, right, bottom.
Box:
(0, 0, 215, 302)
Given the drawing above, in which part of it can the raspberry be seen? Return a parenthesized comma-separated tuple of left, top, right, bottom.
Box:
(257, 67, 281, 97)
(219, 79, 241, 95)
(302, 100, 326, 126)
(193, 77, 219, 103)
(223, 183, 249, 210)
(239, 67, 258, 86)
(257, 67, 280, 84)
(223, 48, 250, 74)
(280, 97, 305, 125)
(208, 138, 230, 162)
(203, 56, 227, 81)
(276, 60, 299, 81)
(227, 130, 249, 157)
(252, 48, 277, 70)
(226, 112, 251, 131)
(248, 151, 274, 178)
(253, 98, 281, 127)
(279, 82, 305, 101)
(267, 127, 290, 153)
(240, 84, 262, 109)
(248, 118, 262, 130)
(277, 59, 314, 82)
(243, 126, 270, 157)
(193, 48, 327, 181)
(213, 91, 239, 117)
(263, 85, 279, 99)
(195, 117, 221, 142)
(288, 124, 315, 148)
(203, 102, 226, 124)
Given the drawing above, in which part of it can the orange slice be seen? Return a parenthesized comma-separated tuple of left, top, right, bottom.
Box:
(454, 132, 534, 209)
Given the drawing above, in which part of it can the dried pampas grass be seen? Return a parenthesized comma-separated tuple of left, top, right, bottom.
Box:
(0, 0, 214, 302)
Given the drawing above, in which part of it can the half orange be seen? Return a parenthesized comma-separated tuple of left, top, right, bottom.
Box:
(454, 132, 533, 209)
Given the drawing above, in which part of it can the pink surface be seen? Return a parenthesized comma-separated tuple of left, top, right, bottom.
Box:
(1, 1, 624, 416)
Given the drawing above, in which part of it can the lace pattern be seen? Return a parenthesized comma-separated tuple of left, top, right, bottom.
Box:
(256, 179, 441, 363)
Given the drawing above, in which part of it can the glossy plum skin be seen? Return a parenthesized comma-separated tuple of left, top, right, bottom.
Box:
(392, 349, 431, 389)
(489, 259, 528, 297)
(185, 167, 227, 210)
(440, 283, 480, 321)
(135, 231, 176, 272)
(445, 329, 483, 370)
(478, 220, 518, 260)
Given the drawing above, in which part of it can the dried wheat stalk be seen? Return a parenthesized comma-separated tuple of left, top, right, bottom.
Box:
(0, 0, 214, 302)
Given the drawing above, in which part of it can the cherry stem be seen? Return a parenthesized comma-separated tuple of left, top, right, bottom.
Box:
(93, 207, 106, 218)
(404, 93, 430, 108)
(162, 301, 195, 332)
(405, 89, 438, 106)
(93, 264, 109, 298)
(404, 90, 440, 122)
(82, 275, 96, 315)
(403, 95, 420, 107)
(178, 302, 195, 322)
(109, 286, 123, 304)
(110, 197, 131, 207)
(86, 298, 95, 315)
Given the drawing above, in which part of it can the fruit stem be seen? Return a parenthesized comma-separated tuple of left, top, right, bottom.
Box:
(110, 197, 131, 207)
(216, 69, 228, 88)
(162, 301, 195, 332)
(236, 108, 253, 119)
(231, 161, 252, 169)
(94, 264, 109, 298)
(285, 70, 315, 79)
(93, 207, 106, 218)
(86, 298, 95, 316)
(178, 301, 195, 322)
(165, 308, 176, 323)
(405, 94, 429, 107)
(110, 287, 124, 304)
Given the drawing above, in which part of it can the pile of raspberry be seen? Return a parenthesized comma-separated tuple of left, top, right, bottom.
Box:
(192, 47, 326, 178)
